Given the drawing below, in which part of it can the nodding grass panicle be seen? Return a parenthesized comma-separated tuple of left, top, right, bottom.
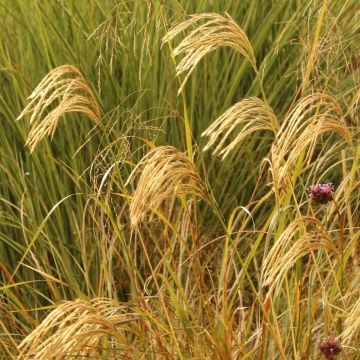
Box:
(202, 97, 279, 159)
(18, 299, 138, 359)
(342, 296, 360, 345)
(269, 93, 352, 193)
(17, 65, 101, 152)
(162, 13, 256, 94)
(126, 146, 205, 227)
(261, 216, 338, 292)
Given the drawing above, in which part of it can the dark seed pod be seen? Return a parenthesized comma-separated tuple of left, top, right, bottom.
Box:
(307, 183, 334, 204)
(318, 336, 342, 359)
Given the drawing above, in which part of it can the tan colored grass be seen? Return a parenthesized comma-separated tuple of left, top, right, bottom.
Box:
(202, 97, 279, 159)
(126, 145, 205, 227)
(162, 13, 256, 94)
(18, 298, 139, 359)
(17, 65, 101, 152)
(342, 295, 360, 345)
(269, 93, 352, 191)
(262, 216, 338, 291)
(346, 86, 360, 121)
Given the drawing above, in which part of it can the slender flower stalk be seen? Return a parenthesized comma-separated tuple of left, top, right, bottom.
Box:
(308, 183, 345, 326)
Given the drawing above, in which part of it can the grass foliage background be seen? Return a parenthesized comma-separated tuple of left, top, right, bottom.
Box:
(0, 0, 359, 358)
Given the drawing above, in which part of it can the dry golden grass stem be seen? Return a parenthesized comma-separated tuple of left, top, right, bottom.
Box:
(269, 93, 352, 190)
(126, 145, 205, 227)
(17, 65, 101, 152)
(162, 13, 256, 94)
(202, 97, 279, 159)
(262, 217, 338, 292)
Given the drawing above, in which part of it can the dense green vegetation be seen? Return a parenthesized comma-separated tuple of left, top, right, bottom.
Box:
(0, 0, 359, 358)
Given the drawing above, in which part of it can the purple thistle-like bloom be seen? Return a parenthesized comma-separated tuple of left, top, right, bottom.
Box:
(318, 336, 342, 359)
(307, 183, 334, 204)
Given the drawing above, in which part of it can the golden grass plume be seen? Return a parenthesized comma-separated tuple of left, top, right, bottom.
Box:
(262, 216, 338, 292)
(202, 97, 279, 159)
(162, 13, 256, 94)
(126, 145, 205, 227)
(18, 298, 139, 359)
(269, 93, 352, 191)
(17, 65, 101, 152)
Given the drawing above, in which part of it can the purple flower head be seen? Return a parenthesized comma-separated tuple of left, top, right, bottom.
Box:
(318, 336, 342, 359)
(307, 183, 334, 204)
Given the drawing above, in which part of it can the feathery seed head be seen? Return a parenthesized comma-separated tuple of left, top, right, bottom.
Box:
(18, 299, 138, 359)
(269, 93, 352, 192)
(342, 295, 360, 345)
(202, 97, 278, 159)
(126, 146, 205, 227)
(17, 65, 101, 152)
(162, 13, 256, 94)
(262, 217, 338, 291)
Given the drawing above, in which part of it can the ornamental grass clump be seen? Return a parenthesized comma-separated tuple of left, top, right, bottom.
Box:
(0, 1, 359, 359)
